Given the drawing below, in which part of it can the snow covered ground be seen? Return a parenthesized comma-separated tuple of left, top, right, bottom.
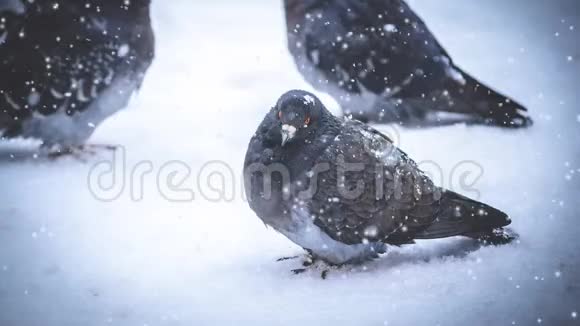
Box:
(1, 0, 579, 325)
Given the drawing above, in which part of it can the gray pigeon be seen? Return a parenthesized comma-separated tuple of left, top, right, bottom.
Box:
(0, 0, 155, 153)
(284, 0, 532, 128)
(244, 90, 516, 269)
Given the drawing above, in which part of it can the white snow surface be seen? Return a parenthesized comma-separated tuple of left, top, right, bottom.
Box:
(1, 0, 579, 325)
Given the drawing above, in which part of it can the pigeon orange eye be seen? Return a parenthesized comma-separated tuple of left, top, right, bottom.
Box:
(304, 116, 311, 125)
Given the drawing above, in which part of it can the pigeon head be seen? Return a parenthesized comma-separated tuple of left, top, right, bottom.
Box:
(274, 90, 324, 147)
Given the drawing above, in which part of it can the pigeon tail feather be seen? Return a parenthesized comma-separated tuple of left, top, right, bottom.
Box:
(414, 191, 511, 240)
(446, 67, 533, 128)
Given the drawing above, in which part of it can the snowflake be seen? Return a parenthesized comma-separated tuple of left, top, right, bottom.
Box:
(303, 94, 315, 105)
(364, 225, 379, 238)
(117, 44, 130, 57)
(383, 24, 397, 33)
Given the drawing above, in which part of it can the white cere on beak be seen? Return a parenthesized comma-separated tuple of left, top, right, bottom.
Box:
(281, 124, 297, 146)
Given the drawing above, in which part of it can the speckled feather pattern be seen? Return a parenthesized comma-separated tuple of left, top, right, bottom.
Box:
(0, 0, 154, 145)
(245, 91, 512, 265)
(284, 0, 531, 126)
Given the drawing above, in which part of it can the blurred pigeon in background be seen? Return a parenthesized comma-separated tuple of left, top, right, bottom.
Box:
(0, 0, 155, 154)
(284, 0, 532, 127)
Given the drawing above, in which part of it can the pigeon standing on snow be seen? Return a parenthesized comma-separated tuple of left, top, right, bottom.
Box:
(0, 0, 155, 152)
(284, 0, 532, 127)
(244, 90, 516, 270)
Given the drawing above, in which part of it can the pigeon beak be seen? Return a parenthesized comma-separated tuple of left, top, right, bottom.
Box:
(281, 132, 290, 147)
(280, 124, 296, 147)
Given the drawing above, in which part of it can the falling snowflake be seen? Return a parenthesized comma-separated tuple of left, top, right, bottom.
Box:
(383, 24, 397, 33)
(117, 44, 130, 57)
(364, 225, 379, 238)
(303, 94, 315, 105)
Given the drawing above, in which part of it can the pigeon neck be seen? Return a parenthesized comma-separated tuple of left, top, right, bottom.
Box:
(280, 112, 341, 176)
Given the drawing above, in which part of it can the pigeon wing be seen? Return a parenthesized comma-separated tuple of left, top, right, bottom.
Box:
(308, 119, 443, 245)
(0, 4, 152, 127)
(291, 0, 451, 96)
